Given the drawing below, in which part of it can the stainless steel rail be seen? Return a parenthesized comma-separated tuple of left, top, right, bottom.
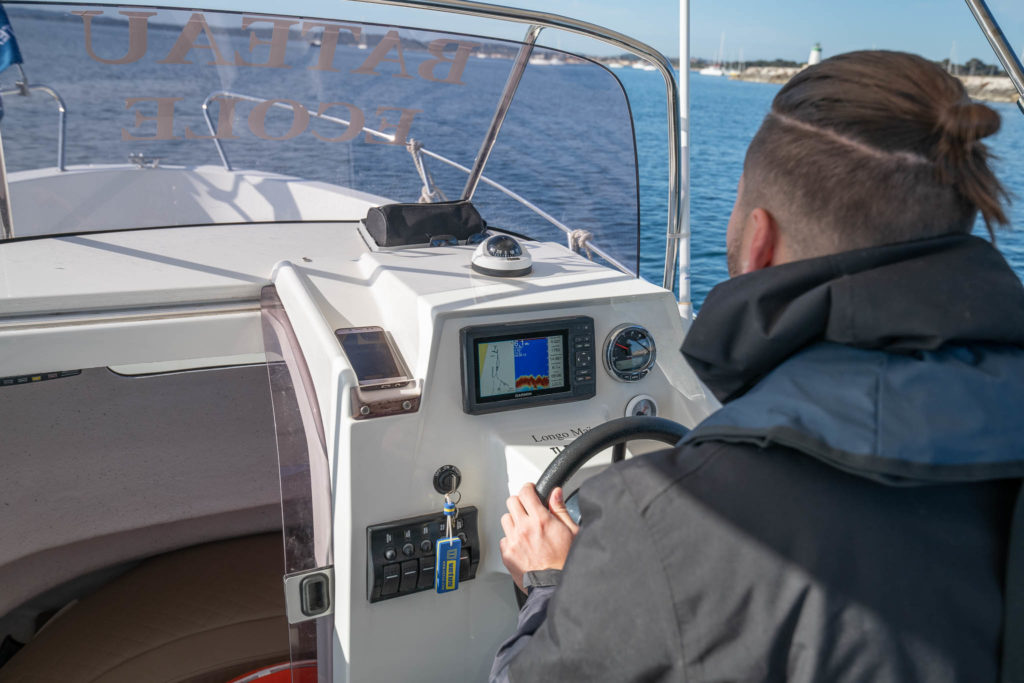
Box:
(964, 0, 1024, 116)
(0, 83, 67, 172)
(678, 2, 690, 317)
(461, 24, 540, 199)
(0, 127, 11, 240)
(415, 144, 635, 274)
(199, 90, 635, 275)
(199, 91, 401, 171)
(0, 78, 68, 237)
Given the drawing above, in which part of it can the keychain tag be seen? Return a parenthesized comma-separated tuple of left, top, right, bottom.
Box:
(435, 496, 461, 593)
(435, 535, 462, 593)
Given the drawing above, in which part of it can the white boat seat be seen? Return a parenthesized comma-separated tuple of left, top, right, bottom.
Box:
(0, 534, 289, 683)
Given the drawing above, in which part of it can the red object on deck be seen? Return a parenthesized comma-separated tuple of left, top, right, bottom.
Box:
(226, 661, 318, 683)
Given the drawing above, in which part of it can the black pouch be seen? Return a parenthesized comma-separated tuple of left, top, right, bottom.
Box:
(363, 200, 486, 247)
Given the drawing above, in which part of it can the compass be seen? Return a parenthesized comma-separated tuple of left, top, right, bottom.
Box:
(470, 234, 532, 277)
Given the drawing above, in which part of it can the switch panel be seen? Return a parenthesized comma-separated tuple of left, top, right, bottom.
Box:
(367, 506, 480, 603)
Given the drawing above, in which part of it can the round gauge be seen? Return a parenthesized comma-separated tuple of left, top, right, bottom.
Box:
(625, 395, 658, 417)
(604, 325, 656, 382)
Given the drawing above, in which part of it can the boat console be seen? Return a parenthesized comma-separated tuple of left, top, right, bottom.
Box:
(264, 227, 717, 679)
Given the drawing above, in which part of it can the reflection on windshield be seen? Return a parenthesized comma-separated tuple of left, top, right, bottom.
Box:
(0, 4, 639, 272)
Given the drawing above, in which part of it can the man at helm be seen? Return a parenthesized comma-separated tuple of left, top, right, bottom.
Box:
(492, 51, 1024, 682)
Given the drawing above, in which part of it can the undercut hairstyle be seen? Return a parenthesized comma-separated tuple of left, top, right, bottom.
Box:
(743, 50, 1010, 258)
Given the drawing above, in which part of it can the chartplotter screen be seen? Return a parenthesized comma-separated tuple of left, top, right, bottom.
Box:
(475, 333, 567, 401)
(460, 317, 595, 415)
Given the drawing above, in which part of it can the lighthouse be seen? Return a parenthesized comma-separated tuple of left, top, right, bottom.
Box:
(808, 42, 822, 66)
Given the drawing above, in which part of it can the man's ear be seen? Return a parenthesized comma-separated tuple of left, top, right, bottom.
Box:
(743, 207, 780, 273)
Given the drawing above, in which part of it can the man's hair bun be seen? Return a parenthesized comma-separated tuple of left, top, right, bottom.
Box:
(935, 99, 1001, 174)
(937, 100, 1001, 147)
(933, 98, 1007, 230)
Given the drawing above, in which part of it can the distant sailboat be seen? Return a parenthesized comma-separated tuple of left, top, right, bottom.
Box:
(699, 32, 726, 76)
(726, 48, 743, 77)
(528, 54, 565, 66)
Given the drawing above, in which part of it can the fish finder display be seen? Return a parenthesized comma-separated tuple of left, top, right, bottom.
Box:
(461, 317, 594, 414)
(477, 334, 566, 399)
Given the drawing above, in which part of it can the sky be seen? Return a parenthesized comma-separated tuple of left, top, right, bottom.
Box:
(689, 0, 1024, 65)
(493, 0, 1024, 65)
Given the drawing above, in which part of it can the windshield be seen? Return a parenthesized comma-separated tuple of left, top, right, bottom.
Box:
(0, 5, 641, 273)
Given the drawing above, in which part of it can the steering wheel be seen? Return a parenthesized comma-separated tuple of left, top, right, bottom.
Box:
(535, 416, 690, 522)
(512, 416, 689, 607)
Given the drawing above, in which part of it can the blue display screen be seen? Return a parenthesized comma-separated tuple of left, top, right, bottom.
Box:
(476, 334, 566, 399)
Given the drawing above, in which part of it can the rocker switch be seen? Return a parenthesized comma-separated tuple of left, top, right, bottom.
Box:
(381, 564, 400, 596)
(400, 560, 419, 593)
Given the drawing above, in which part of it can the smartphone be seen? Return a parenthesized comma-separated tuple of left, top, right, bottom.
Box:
(334, 327, 412, 391)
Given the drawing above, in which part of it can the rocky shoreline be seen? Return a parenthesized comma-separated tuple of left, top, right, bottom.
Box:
(718, 66, 1020, 103)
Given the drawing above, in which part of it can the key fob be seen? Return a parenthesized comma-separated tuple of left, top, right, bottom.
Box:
(435, 536, 462, 593)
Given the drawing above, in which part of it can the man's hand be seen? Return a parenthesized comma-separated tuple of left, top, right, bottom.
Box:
(499, 483, 579, 591)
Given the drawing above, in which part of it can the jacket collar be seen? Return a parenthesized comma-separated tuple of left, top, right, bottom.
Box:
(682, 234, 1024, 403)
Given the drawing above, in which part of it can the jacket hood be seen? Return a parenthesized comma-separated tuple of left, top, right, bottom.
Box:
(682, 342, 1024, 484)
(682, 233, 1024, 404)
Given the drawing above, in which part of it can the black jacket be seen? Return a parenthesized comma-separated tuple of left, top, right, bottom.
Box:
(492, 234, 1024, 682)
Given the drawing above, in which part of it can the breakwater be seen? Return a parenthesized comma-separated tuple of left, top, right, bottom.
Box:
(718, 66, 1019, 103)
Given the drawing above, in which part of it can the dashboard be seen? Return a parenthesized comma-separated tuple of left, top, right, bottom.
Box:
(337, 315, 664, 419)
(0, 222, 716, 683)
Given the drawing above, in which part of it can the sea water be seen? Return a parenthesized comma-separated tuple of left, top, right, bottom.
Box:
(627, 70, 1024, 309)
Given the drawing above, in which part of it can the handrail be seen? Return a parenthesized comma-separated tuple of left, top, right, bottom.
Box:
(199, 90, 635, 276)
(964, 0, 1024, 116)
(461, 24, 540, 199)
(0, 83, 67, 171)
(0, 127, 11, 239)
(414, 145, 635, 274)
(200, 91, 402, 170)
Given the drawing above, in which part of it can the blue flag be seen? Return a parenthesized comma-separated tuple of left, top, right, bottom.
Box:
(0, 5, 23, 75)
